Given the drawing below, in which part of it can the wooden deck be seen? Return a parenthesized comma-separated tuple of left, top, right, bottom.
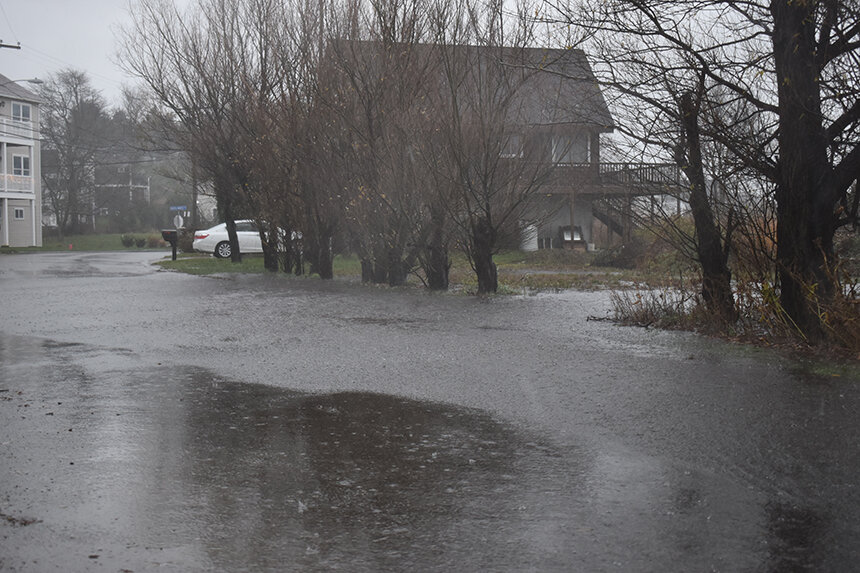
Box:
(540, 162, 685, 197)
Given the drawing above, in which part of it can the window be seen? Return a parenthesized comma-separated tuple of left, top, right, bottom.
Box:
(11, 102, 31, 123)
(12, 155, 30, 177)
(501, 134, 523, 158)
(13, 208, 25, 220)
(236, 221, 258, 233)
(551, 134, 589, 165)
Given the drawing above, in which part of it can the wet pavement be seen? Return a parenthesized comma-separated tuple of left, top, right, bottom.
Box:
(0, 251, 858, 572)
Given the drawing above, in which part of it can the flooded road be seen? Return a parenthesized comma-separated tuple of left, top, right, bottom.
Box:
(1, 252, 858, 572)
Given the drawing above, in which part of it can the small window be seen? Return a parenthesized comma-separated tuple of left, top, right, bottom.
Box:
(501, 134, 523, 158)
(552, 134, 588, 165)
(11, 102, 31, 123)
(552, 136, 574, 164)
(12, 155, 30, 177)
(14, 208, 25, 220)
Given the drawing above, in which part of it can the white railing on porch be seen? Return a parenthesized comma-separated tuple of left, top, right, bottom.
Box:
(1, 174, 34, 193)
(0, 117, 38, 141)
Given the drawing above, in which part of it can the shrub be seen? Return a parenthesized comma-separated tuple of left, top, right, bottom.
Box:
(592, 244, 641, 269)
(738, 267, 860, 352)
(121, 234, 135, 248)
(177, 228, 195, 253)
(135, 237, 147, 248)
(147, 235, 165, 248)
(610, 288, 700, 330)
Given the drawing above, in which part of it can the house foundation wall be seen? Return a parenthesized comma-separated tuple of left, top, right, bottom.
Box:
(1, 198, 40, 247)
(525, 194, 594, 251)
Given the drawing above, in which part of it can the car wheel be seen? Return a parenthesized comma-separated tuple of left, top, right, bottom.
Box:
(215, 241, 232, 259)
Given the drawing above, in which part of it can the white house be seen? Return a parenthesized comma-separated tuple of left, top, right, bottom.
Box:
(0, 73, 41, 247)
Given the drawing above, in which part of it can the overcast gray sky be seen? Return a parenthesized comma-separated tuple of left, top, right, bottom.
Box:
(0, 0, 183, 108)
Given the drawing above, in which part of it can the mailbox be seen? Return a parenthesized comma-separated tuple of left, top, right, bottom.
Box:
(161, 229, 179, 261)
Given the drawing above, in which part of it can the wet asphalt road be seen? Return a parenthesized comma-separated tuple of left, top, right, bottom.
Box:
(0, 251, 858, 572)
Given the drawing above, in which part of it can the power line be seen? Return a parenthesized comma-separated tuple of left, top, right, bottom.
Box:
(0, 1, 19, 44)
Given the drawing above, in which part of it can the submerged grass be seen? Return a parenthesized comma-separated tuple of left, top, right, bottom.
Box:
(157, 253, 364, 278)
(158, 248, 655, 293)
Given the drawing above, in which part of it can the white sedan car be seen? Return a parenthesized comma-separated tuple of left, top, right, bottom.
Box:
(193, 220, 263, 258)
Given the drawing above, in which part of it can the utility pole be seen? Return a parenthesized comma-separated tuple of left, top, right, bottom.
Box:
(191, 156, 199, 228)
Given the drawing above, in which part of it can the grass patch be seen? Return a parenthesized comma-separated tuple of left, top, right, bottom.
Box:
(157, 250, 635, 292)
(13, 233, 168, 252)
(332, 254, 363, 276)
(158, 254, 267, 275)
(157, 253, 365, 278)
(495, 248, 595, 270)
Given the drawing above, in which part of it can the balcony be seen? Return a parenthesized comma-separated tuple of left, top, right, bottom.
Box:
(0, 117, 38, 142)
(598, 162, 681, 188)
(1, 174, 35, 194)
(539, 162, 683, 196)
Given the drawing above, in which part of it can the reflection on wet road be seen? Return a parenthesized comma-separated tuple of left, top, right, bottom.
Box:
(1, 336, 588, 571)
(1, 253, 859, 571)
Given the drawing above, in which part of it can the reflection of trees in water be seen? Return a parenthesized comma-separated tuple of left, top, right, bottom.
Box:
(180, 370, 574, 571)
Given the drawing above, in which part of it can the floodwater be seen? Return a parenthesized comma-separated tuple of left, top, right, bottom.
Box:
(0, 251, 858, 572)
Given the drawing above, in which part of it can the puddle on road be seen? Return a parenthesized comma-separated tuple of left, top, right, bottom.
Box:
(1, 334, 857, 572)
(1, 336, 590, 571)
(172, 377, 581, 571)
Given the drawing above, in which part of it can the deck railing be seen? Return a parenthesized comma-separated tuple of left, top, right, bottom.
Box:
(539, 161, 682, 192)
(1, 174, 34, 193)
(598, 162, 681, 186)
(0, 117, 38, 141)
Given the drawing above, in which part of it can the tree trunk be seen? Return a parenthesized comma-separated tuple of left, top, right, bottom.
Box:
(387, 246, 408, 287)
(679, 91, 736, 322)
(314, 236, 334, 279)
(306, 224, 333, 279)
(262, 243, 279, 272)
(225, 218, 241, 263)
(279, 240, 294, 274)
(372, 259, 388, 283)
(424, 208, 450, 291)
(361, 259, 373, 283)
(471, 215, 498, 294)
(772, 0, 836, 340)
(292, 240, 304, 276)
(260, 225, 279, 272)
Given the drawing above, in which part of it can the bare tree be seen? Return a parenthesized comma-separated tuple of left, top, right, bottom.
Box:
(121, 0, 332, 273)
(120, 0, 258, 262)
(40, 70, 110, 236)
(548, 0, 860, 338)
(428, 0, 558, 294)
(317, 0, 442, 286)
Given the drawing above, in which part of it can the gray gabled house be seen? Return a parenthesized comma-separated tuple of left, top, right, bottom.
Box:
(491, 47, 680, 251)
(325, 41, 681, 252)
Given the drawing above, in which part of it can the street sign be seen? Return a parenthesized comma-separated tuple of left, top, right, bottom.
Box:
(170, 205, 188, 211)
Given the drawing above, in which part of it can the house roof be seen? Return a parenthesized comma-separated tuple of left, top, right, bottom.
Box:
(328, 41, 615, 132)
(0, 72, 43, 104)
(510, 47, 614, 131)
